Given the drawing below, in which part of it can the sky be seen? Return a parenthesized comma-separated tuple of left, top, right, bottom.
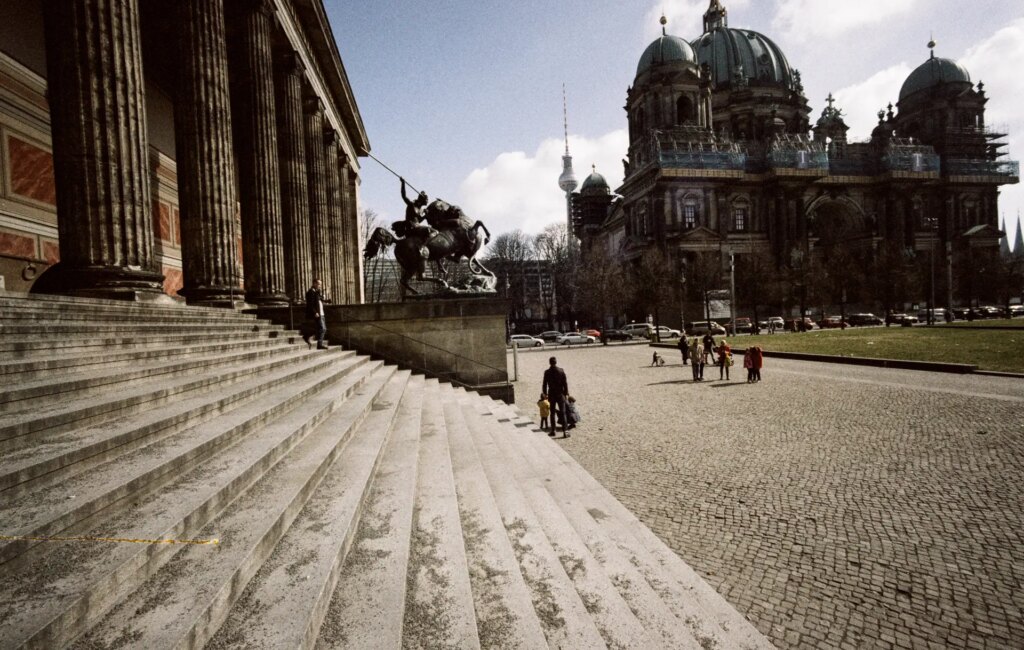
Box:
(326, 0, 1024, 247)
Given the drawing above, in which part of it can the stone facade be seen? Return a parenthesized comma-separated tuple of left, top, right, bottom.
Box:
(0, 0, 367, 305)
(575, 1, 1019, 315)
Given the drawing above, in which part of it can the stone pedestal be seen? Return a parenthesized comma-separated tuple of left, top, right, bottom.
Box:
(304, 99, 332, 300)
(275, 52, 312, 303)
(175, 0, 241, 307)
(234, 0, 288, 306)
(35, 0, 165, 300)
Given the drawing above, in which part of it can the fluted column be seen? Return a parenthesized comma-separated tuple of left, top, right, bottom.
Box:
(233, 0, 288, 305)
(275, 51, 311, 302)
(175, 0, 239, 306)
(345, 165, 364, 303)
(304, 99, 332, 299)
(323, 130, 346, 303)
(338, 154, 354, 303)
(37, 0, 164, 299)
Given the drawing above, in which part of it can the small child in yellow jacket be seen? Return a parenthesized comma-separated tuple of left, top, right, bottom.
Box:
(538, 393, 551, 429)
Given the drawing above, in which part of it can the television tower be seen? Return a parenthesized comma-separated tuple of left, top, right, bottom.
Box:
(557, 84, 578, 236)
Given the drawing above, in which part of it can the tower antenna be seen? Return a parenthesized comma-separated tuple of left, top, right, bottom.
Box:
(562, 83, 570, 155)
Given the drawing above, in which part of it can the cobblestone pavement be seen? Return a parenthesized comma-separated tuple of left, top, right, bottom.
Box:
(510, 344, 1024, 649)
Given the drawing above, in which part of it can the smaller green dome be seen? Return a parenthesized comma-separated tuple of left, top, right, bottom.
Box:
(580, 168, 610, 196)
(899, 55, 971, 101)
(636, 34, 696, 77)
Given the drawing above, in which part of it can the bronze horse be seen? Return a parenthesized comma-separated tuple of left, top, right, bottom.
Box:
(364, 200, 494, 295)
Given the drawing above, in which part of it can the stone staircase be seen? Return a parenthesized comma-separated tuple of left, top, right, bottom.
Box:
(0, 292, 774, 649)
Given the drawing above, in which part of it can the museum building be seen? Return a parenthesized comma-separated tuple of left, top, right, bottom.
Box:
(0, 0, 367, 306)
(572, 1, 1019, 309)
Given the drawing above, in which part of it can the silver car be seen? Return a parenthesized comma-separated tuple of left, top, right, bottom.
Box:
(557, 333, 596, 345)
(509, 334, 544, 348)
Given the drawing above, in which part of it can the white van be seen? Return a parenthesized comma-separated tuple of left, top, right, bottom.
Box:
(621, 323, 653, 338)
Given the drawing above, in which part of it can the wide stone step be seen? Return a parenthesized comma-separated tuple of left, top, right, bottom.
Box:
(0, 346, 330, 444)
(0, 339, 299, 412)
(77, 366, 403, 650)
(0, 359, 384, 649)
(451, 389, 614, 649)
(400, 379, 481, 649)
(0, 293, 261, 322)
(0, 354, 370, 565)
(0, 336, 288, 380)
(314, 374, 425, 649)
(440, 385, 549, 648)
(0, 320, 284, 337)
(459, 393, 662, 648)
(487, 400, 775, 649)
(0, 329, 288, 358)
(0, 304, 263, 325)
(0, 351, 360, 500)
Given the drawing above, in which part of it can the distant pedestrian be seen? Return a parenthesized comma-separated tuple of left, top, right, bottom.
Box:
(651, 351, 665, 367)
(751, 345, 764, 382)
(717, 340, 731, 380)
(689, 337, 704, 381)
(702, 332, 717, 364)
(303, 278, 328, 350)
(678, 335, 689, 365)
(542, 356, 570, 437)
(566, 395, 581, 429)
(538, 393, 550, 430)
(743, 351, 754, 382)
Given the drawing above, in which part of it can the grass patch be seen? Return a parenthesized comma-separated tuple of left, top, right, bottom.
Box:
(941, 319, 1024, 329)
(735, 327, 1024, 373)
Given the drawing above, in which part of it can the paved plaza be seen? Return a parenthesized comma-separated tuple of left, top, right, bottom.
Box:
(510, 343, 1024, 649)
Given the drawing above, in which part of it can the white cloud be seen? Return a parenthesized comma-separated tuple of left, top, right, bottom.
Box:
(832, 63, 912, 139)
(960, 18, 1024, 244)
(458, 130, 628, 236)
(773, 0, 917, 38)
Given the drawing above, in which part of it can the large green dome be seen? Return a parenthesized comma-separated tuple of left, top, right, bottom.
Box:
(692, 27, 797, 91)
(580, 169, 610, 196)
(636, 34, 697, 77)
(899, 55, 971, 102)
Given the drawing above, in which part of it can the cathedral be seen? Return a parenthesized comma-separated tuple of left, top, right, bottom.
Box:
(571, 0, 1019, 315)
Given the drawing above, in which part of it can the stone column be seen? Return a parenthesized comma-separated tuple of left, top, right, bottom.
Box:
(175, 0, 240, 306)
(323, 129, 346, 303)
(275, 51, 312, 302)
(37, 0, 164, 299)
(230, 0, 288, 305)
(337, 153, 353, 303)
(345, 164, 364, 303)
(304, 98, 332, 299)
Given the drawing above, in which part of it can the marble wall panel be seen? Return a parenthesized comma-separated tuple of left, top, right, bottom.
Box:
(0, 230, 36, 258)
(173, 208, 181, 246)
(154, 201, 173, 242)
(8, 135, 55, 206)
(42, 240, 59, 264)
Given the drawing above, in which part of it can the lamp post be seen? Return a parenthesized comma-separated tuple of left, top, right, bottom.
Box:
(791, 248, 806, 332)
(946, 242, 954, 319)
(729, 250, 736, 336)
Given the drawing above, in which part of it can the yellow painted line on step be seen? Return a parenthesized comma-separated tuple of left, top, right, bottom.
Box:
(0, 534, 219, 546)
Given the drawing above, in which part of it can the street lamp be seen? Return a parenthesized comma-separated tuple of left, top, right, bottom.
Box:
(729, 250, 736, 336)
(791, 248, 807, 332)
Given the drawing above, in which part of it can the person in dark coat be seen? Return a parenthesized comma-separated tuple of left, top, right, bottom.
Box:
(303, 278, 328, 350)
(542, 356, 569, 438)
(677, 335, 689, 365)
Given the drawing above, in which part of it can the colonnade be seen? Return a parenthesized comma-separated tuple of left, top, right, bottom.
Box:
(40, 0, 360, 306)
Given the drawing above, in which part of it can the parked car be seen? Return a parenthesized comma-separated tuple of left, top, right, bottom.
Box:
(978, 306, 1004, 318)
(651, 325, 681, 339)
(767, 316, 785, 330)
(847, 313, 883, 326)
(1009, 305, 1024, 318)
(688, 321, 727, 336)
(621, 323, 654, 338)
(952, 307, 971, 320)
(726, 317, 753, 334)
(917, 308, 949, 323)
(785, 317, 816, 331)
(538, 330, 564, 342)
(601, 328, 633, 341)
(584, 328, 602, 338)
(557, 332, 595, 345)
(891, 313, 919, 326)
(509, 334, 544, 348)
(818, 316, 848, 329)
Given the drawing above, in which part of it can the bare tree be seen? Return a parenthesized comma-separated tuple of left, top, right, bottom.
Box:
(627, 248, 674, 339)
(359, 208, 384, 252)
(484, 230, 534, 323)
(535, 223, 578, 329)
(575, 244, 627, 329)
(685, 251, 723, 323)
(735, 248, 781, 331)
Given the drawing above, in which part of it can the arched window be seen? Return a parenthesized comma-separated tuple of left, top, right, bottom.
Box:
(683, 199, 698, 229)
(636, 107, 646, 135)
(677, 96, 694, 124)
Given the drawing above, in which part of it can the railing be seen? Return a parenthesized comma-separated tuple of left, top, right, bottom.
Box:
(944, 159, 1019, 177)
(882, 151, 941, 173)
(767, 149, 829, 170)
(657, 150, 747, 170)
(338, 320, 511, 394)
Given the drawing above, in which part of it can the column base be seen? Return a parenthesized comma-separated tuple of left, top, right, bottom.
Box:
(245, 290, 291, 308)
(30, 262, 172, 303)
(179, 285, 251, 309)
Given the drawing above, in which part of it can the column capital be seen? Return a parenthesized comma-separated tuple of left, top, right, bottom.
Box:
(279, 49, 305, 77)
(304, 96, 324, 116)
(238, 0, 276, 18)
(323, 128, 340, 148)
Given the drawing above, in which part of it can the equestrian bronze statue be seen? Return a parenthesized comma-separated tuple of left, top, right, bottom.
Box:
(363, 178, 496, 297)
